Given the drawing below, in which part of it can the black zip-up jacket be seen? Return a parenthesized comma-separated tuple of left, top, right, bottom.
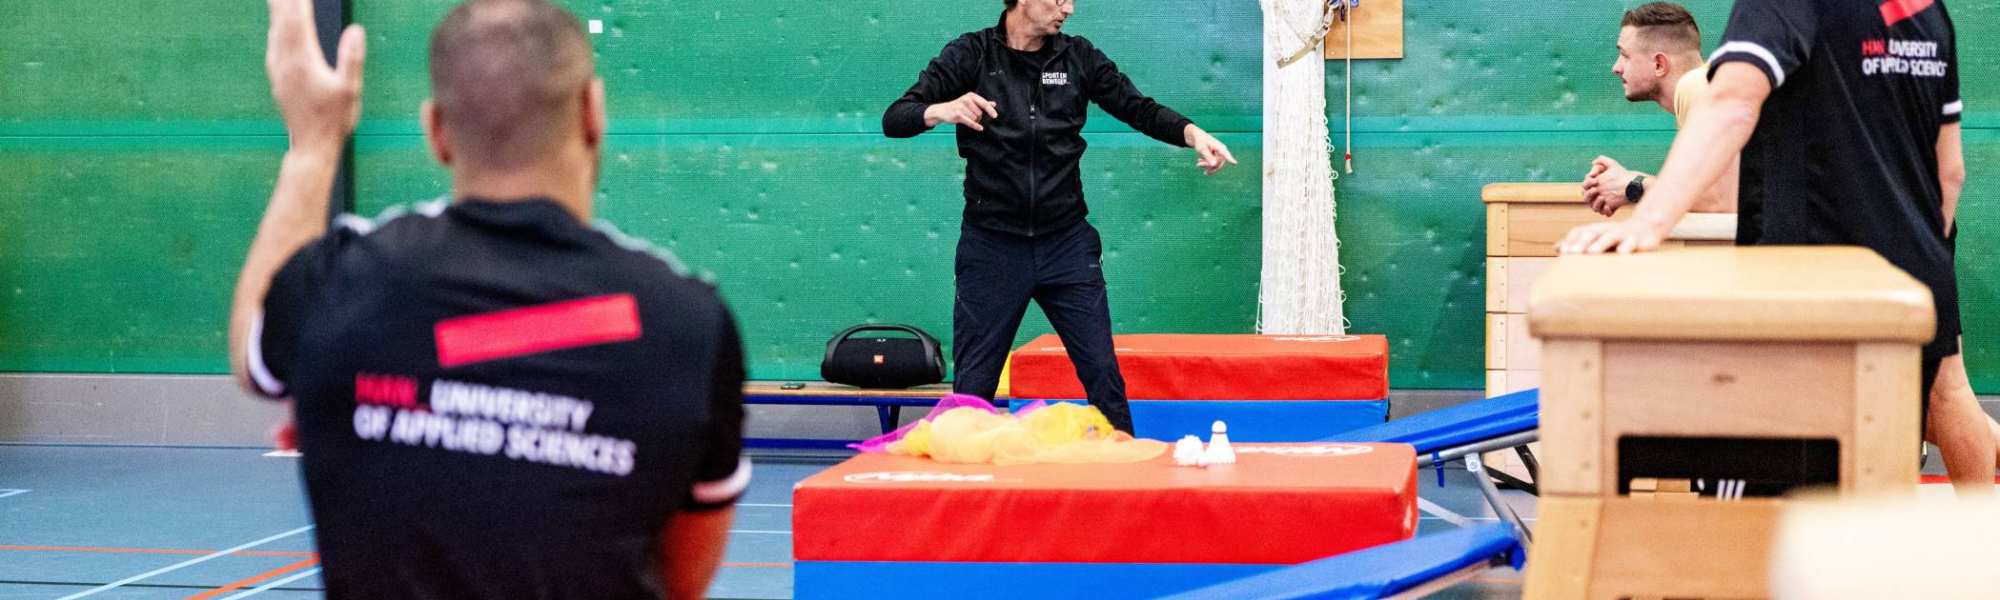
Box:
(884, 18, 1195, 237)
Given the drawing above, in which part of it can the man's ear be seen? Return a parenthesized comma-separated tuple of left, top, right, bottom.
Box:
(421, 99, 452, 166)
(582, 78, 607, 149)
(1653, 52, 1672, 78)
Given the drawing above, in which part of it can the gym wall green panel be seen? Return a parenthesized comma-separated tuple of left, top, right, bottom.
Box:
(1954, 1, 2000, 393)
(0, 1, 275, 125)
(0, 1, 283, 373)
(351, 1, 1261, 130)
(0, 141, 283, 372)
(3, 0, 1994, 392)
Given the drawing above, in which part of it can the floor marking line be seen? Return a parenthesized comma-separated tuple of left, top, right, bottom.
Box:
(54, 525, 315, 600)
(218, 567, 323, 600)
(1417, 497, 1472, 528)
(186, 557, 320, 600)
(0, 544, 313, 558)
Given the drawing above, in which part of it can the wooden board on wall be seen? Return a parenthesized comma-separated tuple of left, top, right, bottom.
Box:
(1322, 0, 1403, 59)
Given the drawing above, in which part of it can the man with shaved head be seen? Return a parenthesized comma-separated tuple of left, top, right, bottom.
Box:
(229, 1, 746, 597)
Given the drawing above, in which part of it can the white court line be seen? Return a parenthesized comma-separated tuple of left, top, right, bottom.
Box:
(220, 566, 323, 600)
(262, 450, 301, 458)
(0, 489, 30, 499)
(1417, 497, 1473, 527)
(54, 525, 316, 600)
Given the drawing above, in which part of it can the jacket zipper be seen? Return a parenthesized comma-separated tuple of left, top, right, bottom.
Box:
(1028, 87, 1038, 237)
(1026, 48, 1055, 238)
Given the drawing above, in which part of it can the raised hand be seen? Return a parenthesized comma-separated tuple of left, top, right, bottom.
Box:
(265, 0, 366, 152)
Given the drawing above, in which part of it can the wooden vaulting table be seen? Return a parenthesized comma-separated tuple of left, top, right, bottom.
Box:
(1481, 182, 1737, 483)
(1522, 246, 1932, 599)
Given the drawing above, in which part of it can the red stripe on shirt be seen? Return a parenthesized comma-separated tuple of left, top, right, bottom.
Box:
(435, 294, 641, 368)
(1881, 0, 1934, 27)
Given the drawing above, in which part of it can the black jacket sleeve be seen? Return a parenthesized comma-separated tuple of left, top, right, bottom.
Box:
(1082, 42, 1193, 147)
(884, 35, 982, 138)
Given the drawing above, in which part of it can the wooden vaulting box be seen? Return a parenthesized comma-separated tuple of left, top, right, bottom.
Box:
(1521, 246, 1932, 599)
(1480, 182, 1736, 482)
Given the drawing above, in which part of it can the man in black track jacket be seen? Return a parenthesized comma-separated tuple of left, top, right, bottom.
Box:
(883, 0, 1236, 434)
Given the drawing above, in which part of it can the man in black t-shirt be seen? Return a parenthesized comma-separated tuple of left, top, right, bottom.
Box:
(1557, 0, 1991, 492)
(228, 1, 749, 597)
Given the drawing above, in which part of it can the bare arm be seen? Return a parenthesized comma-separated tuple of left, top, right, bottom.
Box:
(229, 0, 366, 394)
(1938, 123, 1965, 236)
(660, 507, 734, 600)
(1558, 62, 1770, 253)
(1677, 74, 1742, 214)
(1695, 156, 1742, 213)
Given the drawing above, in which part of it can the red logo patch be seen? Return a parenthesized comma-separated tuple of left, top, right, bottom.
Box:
(1880, 0, 1934, 27)
(434, 294, 642, 368)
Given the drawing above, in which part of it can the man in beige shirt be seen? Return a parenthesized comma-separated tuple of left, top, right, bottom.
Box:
(1582, 2, 1737, 217)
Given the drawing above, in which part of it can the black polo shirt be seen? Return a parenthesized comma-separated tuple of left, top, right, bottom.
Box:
(1715, 0, 1961, 357)
(248, 198, 747, 599)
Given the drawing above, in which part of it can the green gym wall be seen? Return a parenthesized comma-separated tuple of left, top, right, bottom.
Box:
(2, 1, 1994, 391)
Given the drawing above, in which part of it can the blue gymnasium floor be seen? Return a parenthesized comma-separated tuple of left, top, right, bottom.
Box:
(0, 444, 1531, 599)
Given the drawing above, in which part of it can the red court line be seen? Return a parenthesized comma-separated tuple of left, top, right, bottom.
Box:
(0, 544, 315, 558)
(185, 556, 320, 600)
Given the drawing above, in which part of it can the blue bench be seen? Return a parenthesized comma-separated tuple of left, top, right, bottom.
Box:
(1321, 388, 1540, 541)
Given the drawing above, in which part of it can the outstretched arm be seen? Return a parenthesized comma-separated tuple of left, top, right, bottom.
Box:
(229, 0, 366, 395)
(1084, 45, 1233, 175)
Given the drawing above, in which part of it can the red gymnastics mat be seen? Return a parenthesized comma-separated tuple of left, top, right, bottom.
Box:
(1008, 334, 1389, 401)
(794, 443, 1417, 565)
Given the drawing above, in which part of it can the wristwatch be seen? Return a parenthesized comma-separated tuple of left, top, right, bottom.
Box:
(1625, 174, 1647, 203)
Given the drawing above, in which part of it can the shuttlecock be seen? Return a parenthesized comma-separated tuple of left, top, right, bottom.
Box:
(1173, 435, 1204, 466)
(1201, 420, 1235, 465)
